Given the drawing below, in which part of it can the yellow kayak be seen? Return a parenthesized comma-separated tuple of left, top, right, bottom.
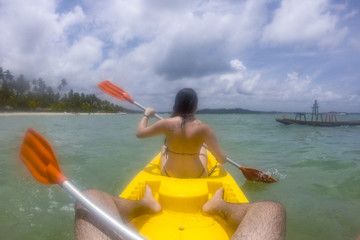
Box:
(119, 151, 248, 240)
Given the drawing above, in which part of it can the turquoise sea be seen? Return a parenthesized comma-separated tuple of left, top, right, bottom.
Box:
(1, 114, 359, 240)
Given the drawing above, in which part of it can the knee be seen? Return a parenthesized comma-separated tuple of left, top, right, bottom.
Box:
(263, 201, 285, 209)
(258, 201, 286, 218)
(83, 189, 104, 198)
(75, 189, 106, 209)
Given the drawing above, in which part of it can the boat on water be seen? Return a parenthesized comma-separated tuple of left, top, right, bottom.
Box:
(276, 100, 360, 127)
(119, 151, 248, 240)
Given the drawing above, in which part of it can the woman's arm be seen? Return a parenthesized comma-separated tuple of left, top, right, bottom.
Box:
(136, 108, 166, 138)
(203, 125, 227, 164)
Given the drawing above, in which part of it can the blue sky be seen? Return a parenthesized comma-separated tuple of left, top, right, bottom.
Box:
(1, 0, 360, 112)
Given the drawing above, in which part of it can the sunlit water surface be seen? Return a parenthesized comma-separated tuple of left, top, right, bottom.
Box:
(1, 114, 359, 239)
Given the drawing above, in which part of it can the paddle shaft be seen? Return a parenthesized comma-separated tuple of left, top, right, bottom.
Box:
(132, 101, 242, 169)
(225, 157, 243, 168)
(133, 100, 163, 120)
(62, 180, 146, 240)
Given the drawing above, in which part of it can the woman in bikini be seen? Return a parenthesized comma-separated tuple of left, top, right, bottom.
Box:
(136, 88, 226, 178)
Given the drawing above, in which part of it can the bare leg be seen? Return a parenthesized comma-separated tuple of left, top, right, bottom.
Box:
(202, 188, 286, 240)
(75, 185, 161, 240)
(199, 146, 208, 177)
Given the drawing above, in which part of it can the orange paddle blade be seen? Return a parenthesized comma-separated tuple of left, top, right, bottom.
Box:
(98, 80, 134, 103)
(240, 166, 277, 183)
(19, 128, 67, 185)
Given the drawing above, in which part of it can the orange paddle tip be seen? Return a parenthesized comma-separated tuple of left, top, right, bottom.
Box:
(19, 128, 68, 185)
(240, 166, 277, 183)
(98, 80, 135, 103)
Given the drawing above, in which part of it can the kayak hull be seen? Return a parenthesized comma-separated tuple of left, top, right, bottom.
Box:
(120, 151, 248, 240)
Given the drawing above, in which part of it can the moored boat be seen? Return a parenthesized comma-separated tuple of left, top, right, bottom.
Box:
(276, 100, 360, 127)
(275, 117, 360, 126)
(119, 151, 248, 240)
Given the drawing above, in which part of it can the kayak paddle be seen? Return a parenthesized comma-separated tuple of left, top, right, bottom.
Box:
(98, 80, 276, 183)
(98, 80, 163, 120)
(19, 128, 146, 240)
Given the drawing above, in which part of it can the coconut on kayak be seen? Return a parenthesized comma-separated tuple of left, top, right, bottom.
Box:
(120, 150, 248, 240)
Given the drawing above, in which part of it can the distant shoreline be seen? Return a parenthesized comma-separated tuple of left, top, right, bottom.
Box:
(0, 112, 126, 116)
(1, 110, 358, 116)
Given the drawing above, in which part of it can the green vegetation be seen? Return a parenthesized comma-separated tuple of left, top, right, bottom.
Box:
(0, 67, 126, 113)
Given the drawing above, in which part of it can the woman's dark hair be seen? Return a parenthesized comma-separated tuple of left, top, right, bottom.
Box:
(171, 88, 198, 128)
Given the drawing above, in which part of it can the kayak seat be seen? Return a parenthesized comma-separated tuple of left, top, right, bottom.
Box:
(119, 151, 248, 240)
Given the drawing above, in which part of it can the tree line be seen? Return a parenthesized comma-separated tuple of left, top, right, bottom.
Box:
(0, 67, 126, 113)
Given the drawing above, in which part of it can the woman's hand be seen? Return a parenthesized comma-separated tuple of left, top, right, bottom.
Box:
(137, 108, 165, 138)
(144, 108, 155, 118)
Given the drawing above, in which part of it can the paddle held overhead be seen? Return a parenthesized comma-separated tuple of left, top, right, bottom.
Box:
(98, 80, 276, 183)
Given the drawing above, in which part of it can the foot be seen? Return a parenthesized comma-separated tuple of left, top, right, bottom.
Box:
(202, 187, 225, 215)
(139, 185, 162, 213)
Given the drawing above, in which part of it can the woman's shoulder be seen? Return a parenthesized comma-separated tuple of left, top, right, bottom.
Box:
(193, 118, 203, 125)
(162, 116, 181, 127)
(193, 119, 211, 130)
(165, 116, 181, 123)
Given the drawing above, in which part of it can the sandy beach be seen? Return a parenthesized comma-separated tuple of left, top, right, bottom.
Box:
(0, 112, 126, 116)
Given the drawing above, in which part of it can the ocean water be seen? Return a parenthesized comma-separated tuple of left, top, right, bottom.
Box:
(0, 114, 359, 240)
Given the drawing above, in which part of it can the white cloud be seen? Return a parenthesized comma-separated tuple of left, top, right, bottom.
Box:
(59, 6, 86, 30)
(230, 59, 247, 71)
(264, 71, 342, 105)
(0, 0, 88, 83)
(0, 0, 359, 112)
(217, 66, 258, 96)
(262, 0, 348, 48)
(286, 72, 311, 93)
(61, 36, 103, 74)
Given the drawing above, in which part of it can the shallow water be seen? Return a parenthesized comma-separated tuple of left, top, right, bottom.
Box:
(1, 114, 359, 239)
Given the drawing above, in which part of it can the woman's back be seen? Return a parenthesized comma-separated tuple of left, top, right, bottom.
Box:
(159, 116, 207, 178)
(136, 88, 226, 178)
(164, 116, 205, 155)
